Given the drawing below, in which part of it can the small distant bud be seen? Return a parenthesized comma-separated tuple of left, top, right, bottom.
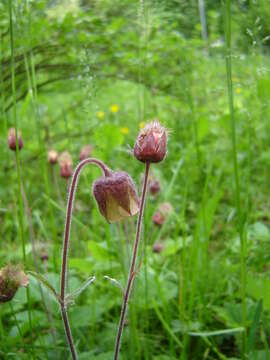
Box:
(0, 265, 29, 303)
(134, 120, 167, 163)
(40, 251, 49, 262)
(152, 202, 173, 227)
(79, 145, 94, 161)
(8, 128, 23, 151)
(93, 171, 140, 223)
(159, 202, 173, 216)
(152, 242, 164, 253)
(48, 150, 58, 165)
(59, 151, 73, 178)
(152, 211, 165, 226)
(149, 179, 161, 196)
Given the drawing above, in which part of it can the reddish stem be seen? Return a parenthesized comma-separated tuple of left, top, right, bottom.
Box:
(114, 162, 150, 360)
(60, 158, 111, 360)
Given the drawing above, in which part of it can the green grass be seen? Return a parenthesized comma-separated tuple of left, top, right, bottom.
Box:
(1, 1, 270, 359)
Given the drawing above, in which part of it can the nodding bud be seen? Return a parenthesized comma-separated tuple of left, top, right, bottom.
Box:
(0, 265, 29, 303)
(152, 211, 165, 226)
(40, 251, 49, 262)
(8, 128, 23, 151)
(48, 149, 58, 165)
(149, 179, 161, 196)
(93, 171, 140, 223)
(79, 145, 94, 161)
(134, 120, 167, 163)
(59, 151, 73, 178)
(152, 242, 164, 253)
(152, 202, 173, 226)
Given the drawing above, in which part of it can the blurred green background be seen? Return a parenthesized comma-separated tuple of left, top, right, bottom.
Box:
(1, 0, 270, 359)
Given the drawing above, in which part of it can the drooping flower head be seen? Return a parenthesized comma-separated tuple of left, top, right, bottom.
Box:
(93, 171, 139, 223)
(134, 120, 167, 163)
(59, 151, 73, 178)
(48, 149, 58, 165)
(149, 179, 161, 196)
(79, 145, 94, 161)
(8, 128, 23, 151)
(0, 264, 29, 303)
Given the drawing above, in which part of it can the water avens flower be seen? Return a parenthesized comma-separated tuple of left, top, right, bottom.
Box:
(93, 171, 139, 223)
(79, 145, 93, 161)
(149, 179, 161, 196)
(133, 120, 167, 163)
(48, 149, 58, 165)
(8, 127, 23, 151)
(0, 264, 29, 303)
(152, 211, 165, 226)
(152, 242, 164, 253)
(59, 151, 73, 178)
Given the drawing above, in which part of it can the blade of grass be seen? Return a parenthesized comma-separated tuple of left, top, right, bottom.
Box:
(8, 1, 35, 358)
(224, 0, 247, 357)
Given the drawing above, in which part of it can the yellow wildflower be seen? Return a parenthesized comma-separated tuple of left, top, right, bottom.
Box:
(236, 87, 242, 94)
(121, 127, 129, 135)
(139, 122, 145, 129)
(97, 111, 104, 119)
(110, 104, 119, 113)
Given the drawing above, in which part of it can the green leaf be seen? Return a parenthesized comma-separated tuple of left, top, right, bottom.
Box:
(247, 275, 270, 310)
(87, 241, 110, 261)
(189, 327, 244, 337)
(27, 271, 59, 303)
(247, 300, 263, 353)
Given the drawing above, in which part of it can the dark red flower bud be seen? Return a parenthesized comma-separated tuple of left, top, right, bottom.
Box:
(134, 120, 167, 163)
(48, 150, 58, 165)
(152, 242, 164, 253)
(149, 179, 161, 196)
(152, 211, 165, 226)
(0, 265, 29, 303)
(79, 145, 94, 161)
(8, 128, 23, 151)
(59, 151, 73, 178)
(93, 171, 139, 223)
(40, 251, 49, 262)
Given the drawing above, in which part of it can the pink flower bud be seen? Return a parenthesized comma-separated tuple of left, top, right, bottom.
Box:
(79, 145, 94, 161)
(8, 128, 23, 151)
(149, 179, 161, 196)
(0, 265, 29, 303)
(152, 211, 165, 226)
(134, 120, 167, 163)
(93, 171, 140, 223)
(152, 242, 164, 253)
(59, 151, 73, 178)
(48, 149, 58, 165)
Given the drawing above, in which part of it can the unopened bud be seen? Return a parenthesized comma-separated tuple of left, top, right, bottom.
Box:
(0, 265, 29, 303)
(48, 149, 58, 165)
(59, 151, 73, 178)
(152, 242, 164, 253)
(93, 171, 139, 223)
(8, 128, 23, 151)
(134, 120, 167, 163)
(152, 211, 165, 226)
(40, 251, 49, 262)
(79, 145, 94, 161)
(149, 179, 161, 196)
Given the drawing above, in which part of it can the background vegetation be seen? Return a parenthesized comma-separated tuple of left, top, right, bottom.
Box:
(1, 0, 270, 359)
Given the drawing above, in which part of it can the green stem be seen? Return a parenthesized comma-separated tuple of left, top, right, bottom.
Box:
(8, 1, 35, 358)
(224, 0, 247, 357)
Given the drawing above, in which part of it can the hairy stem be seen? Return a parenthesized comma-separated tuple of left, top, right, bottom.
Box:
(114, 162, 150, 360)
(60, 158, 111, 360)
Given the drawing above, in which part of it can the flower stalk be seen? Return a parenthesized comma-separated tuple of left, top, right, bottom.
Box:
(59, 158, 111, 360)
(114, 161, 150, 360)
